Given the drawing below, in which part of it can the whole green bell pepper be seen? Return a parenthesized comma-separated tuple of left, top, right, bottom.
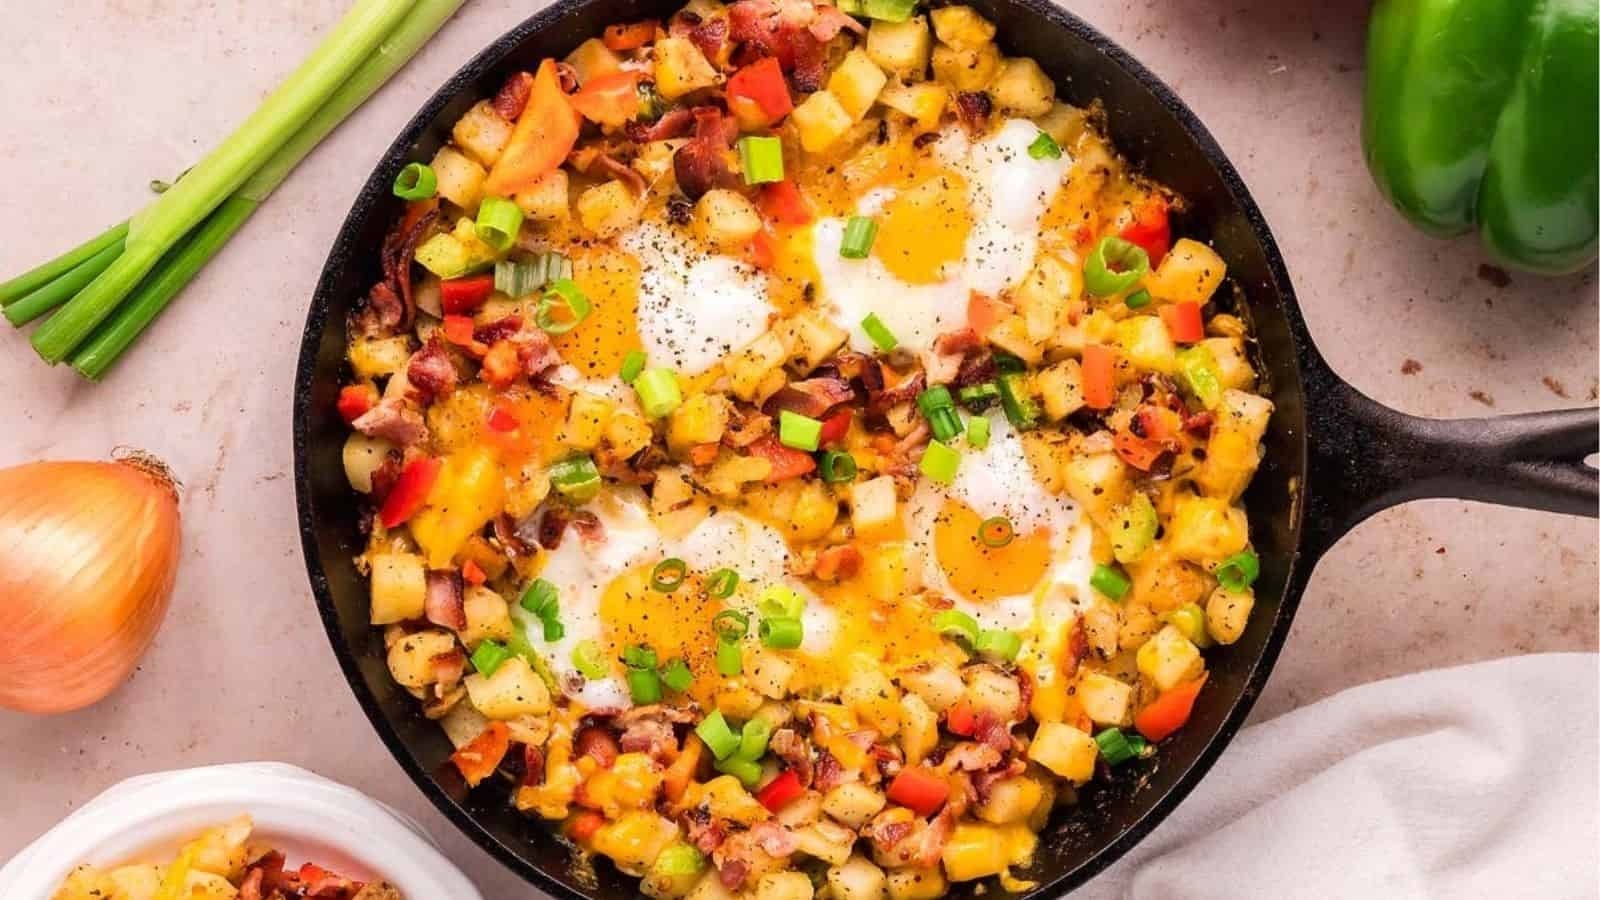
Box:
(1363, 0, 1598, 275)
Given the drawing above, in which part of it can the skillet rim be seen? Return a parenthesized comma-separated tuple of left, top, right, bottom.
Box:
(293, 1, 1309, 895)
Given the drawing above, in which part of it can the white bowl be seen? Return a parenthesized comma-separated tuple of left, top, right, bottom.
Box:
(0, 762, 484, 899)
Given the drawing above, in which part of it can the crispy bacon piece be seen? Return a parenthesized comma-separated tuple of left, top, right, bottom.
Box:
(555, 61, 581, 94)
(955, 91, 993, 133)
(380, 202, 439, 330)
(867, 370, 925, 417)
(952, 346, 997, 390)
(809, 3, 864, 40)
(368, 451, 403, 506)
(674, 107, 742, 199)
(1062, 618, 1089, 680)
(618, 715, 678, 763)
(812, 545, 862, 582)
(729, 0, 827, 90)
(474, 315, 523, 346)
(536, 506, 570, 549)
(1183, 409, 1215, 438)
(424, 570, 466, 630)
(718, 858, 750, 891)
(687, 15, 730, 62)
(508, 319, 562, 378)
(239, 870, 264, 900)
(813, 749, 845, 792)
(571, 509, 605, 543)
(353, 281, 405, 337)
(406, 340, 458, 403)
(493, 71, 535, 120)
(761, 376, 854, 418)
(595, 152, 649, 196)
(521, 744, 547, 787)
(769, 727, 814, 787)
(431, 648, 467, 688)
(749, 821, 799, 857)
(351, 399, 428, 447)
(576, 724, 622, 768)
(972, 759, 1028, 805)
(723, 404, 773, 448)
(626, 105, 697, 143)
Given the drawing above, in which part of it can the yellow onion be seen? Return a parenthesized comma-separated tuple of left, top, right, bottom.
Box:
(0, 453, 181, 713)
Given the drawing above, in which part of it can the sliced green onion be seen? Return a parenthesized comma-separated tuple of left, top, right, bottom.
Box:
(540, 613, 565, 642)
(1095, 727, 1137, 765)
(636, 81, 664, 122)
(1027, 131, 1062, 160)
(661, 657, 695, 693)
(714, 754, 763, 788)
(619, 350, 647, 384)
(737, 135, 785, 185)
(917, 385, 962, 442)
(974, 628, 1022, 662)
(696, 710, 741, 760)
(571, 640, 609, 680)
(1084, 236, 1150, 297)
(861, 313, 898, 351)
(992, 352, 1025, 374)
(918, 440, 961, 485)
(475, 196, 524, 253)
(840, 216, 878, 259)
(932, 609, 979, 645)
(819, 450, 858, 483)
(393, 162, 438, 200)
(759, 615, 804, 649)
(470, 639, 512, 677)
(535, 278, 592, 335)
(634, 368, 683, 418)
(623, 644, 659, 670)
(861, 0, 917, 22)
(716, 637, 744, 676)
(738, 717, 772, 760)
(494, 251, 570, 299)
(1178, 346, 1224, 410)
(520, 578, 558, 616)
(706, 569, 741, 600)
(1124, 288, 1153, 310)
(977, 516, 1014, 548)
(997, 372, 1039, 430)
(651, 558, 689, 592)
(1216, 549, 1261, 592)
(758, 585, 805, 620)
(958, 382, 1000, 412)
(1164, 603, 1212, 648)
(966, 414, 991, 449)
(713, 609, 750, 639)
(651, 844, 705, 877)
(1090, 564, 1131, 601)
(626, 666, 662, 703)
(779, 410, 824, 452)
(549, 455, 602, 504)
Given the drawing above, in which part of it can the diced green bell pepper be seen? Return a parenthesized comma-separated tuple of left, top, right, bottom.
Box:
(1110, 493, 1158, 564)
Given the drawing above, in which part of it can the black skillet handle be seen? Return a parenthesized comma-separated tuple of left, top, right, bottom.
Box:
(1298, 361, 1598, 564)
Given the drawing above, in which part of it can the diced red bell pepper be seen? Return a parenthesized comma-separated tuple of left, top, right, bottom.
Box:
(1120, 196, 1171, 266)
(1114, 429, 1165, 471)
(337, 384, 378, 423)
(481, 341, 521, 389)
(1134, 672, 1209, 743)
(945, 699, 978, 736)
(756, 769, 805, 811)
(887, 767, 950, 817)
(297, 863, 333, 884)
(450, 721, 511, 787)
(817, 409, 852, 446)
(967, 291, 1011, 338)
(760, 181, 812, 225)
(461, 559, 488, 586)
(752, 228, 778, 270)
(484, 59, 582, 197)
(441, 273, 494, 315)
(442, 314, 478, 348)
(602, 20, 657, 50)
(379, 456, 441, 529)
(487, 404, 519, 432)
(1160, 301, 1204, 343)
(1136, 404, 1176, 443)
(570, 70, 644, 128)
(748, 435, 817, 482)
(566, 810, 605, 842)
(1081, 344, 1117, 410)
(727, 57, 794, 124)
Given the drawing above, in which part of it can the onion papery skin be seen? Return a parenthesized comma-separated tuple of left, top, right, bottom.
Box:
(0, 457, 181, 713)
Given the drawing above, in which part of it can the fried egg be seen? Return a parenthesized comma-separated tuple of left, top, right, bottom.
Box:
(813, 118, 1073, 355)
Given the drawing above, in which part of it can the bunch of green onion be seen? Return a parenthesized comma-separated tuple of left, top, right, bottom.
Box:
(0, 0, 464, 380)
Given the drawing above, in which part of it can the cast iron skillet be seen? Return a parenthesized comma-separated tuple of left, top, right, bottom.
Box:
(293, 1, 1600, 895)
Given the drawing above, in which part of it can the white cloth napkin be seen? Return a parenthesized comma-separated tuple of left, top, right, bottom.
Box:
(1080, 652, 1599, 899)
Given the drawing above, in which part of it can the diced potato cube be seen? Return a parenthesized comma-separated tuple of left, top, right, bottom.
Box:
(965, 668, 1022, 720)
(729, 331, 788, 401)
(563, 392, 617, 451)
(688, 775, 769, 824)
(1015, 255, 1076, 342)
(668, 393, 731, 452)
(750, 652, 796, 698)
(1034, 101, 1093, 148)
(687, 871, 738, 900)
(1061, 452, 1131, 525)
(940, 823, 1009, 882)
(343, 433, 394, 494)
(452, 100, 514, 168)
(1075, 671, 1134, 727)
(461, 585, 514, 646)
(777, 310, 849, 372)
(986, 315, 1043, 365)
(1114, 314, 1178, 375)
(577, 180, 642, 238)
(841, 663, 901, 737)
(1033, 359, 1085, 422)
(1200, 337, 1256, 392)
(850, 476, 899, 535)
(828, 855, 889, 900)
(55, 865, 118, 900)
(877, 81, 949, 133)
(513, 169, 570, 223)
(789, 480, 839, 541)
(862, 542, 923, 604)
(1145, 238, 1227, 304)
(931, 43, 1000, 92)
(791, 90, 855, 153)
(866, 16, 932, 78)
(566, 37, 624, 84)
(930, 6, 996, 50)
(823, 781, 888, 828)
(975, 776, 1044, 826)
(185, 815, 252, 879)
(387, 630, 457, 689)
(591, 811, 679, 876)
(1137, 624, 1205, 692)
(828, 49, 889, 120)
(654, 37, 720, 100)
(370, 552, 427, 624)
(899, 662, 964, 712)
(465, 655, 552, 718)
(1028, 721, 1097, 784)
(899, 693, 938, 766)
(430, 145, 487, 212)
(692, 189, 763, 251)
(605, 411, 655, 460)
(887, 867, 948, 900)
(348, 335, 414, 380)
(1206, 585, 1255, 645)
(1166, 494, 1249, 565)
(754, 871, 815, 900)
(989, 57, 1055, 116)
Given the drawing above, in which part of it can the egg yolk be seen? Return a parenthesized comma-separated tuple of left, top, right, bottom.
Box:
(799, 564, 963, 690)
(600, 565, 725, 705)
(764, 224, 820, 315)
(555, 245, 642, 378)
(874, 171, 973, 284)
(932, 499, 1053, 604)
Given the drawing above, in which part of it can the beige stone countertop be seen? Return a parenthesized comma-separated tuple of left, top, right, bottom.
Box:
(1, 1, 1595, 896)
